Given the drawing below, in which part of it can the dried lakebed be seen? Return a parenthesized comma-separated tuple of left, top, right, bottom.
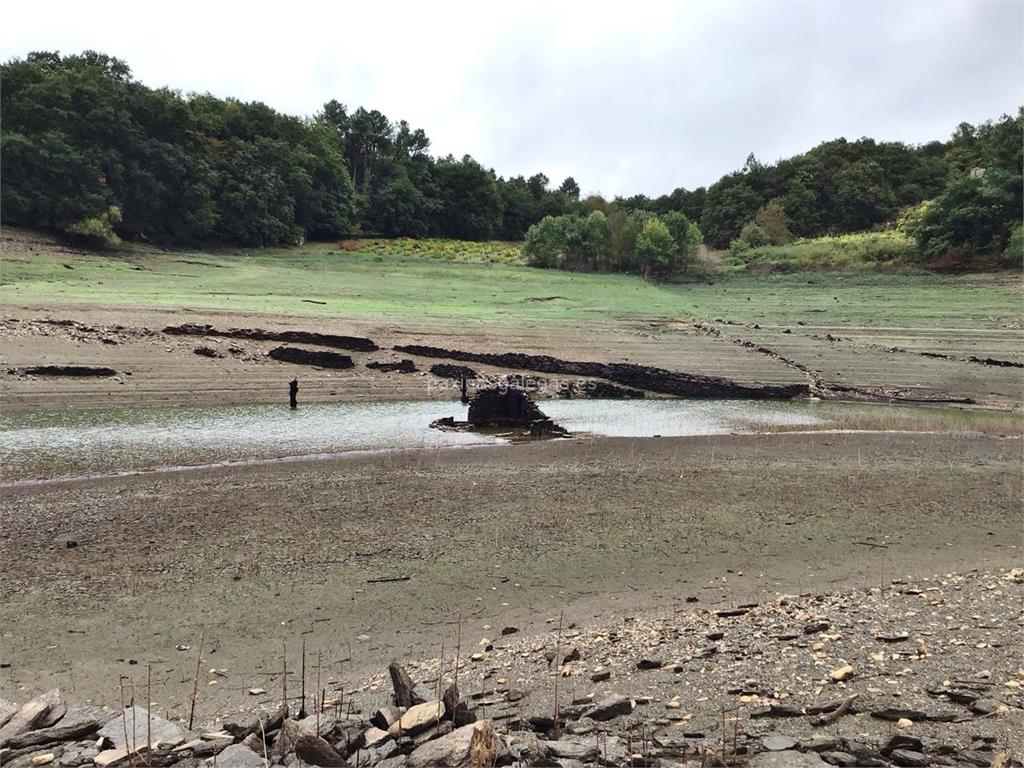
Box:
(0, 398, 830, 483)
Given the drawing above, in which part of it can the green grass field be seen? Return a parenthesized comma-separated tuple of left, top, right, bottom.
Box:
(1, 234, 1020, 330)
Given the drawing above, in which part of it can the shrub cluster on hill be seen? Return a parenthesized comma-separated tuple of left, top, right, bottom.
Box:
(524, 209, 703, 279)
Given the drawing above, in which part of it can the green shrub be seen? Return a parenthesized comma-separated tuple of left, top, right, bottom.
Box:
(65, 206, 122, 247)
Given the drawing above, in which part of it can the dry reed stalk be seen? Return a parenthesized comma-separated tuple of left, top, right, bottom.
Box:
(146, 664, 152, 766)
(118, 675, 133, 767)
(187, 633, 204, 730)
(552, 610, 564, 740)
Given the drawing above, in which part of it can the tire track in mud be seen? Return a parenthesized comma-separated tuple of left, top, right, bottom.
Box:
(690, 321, 977, 405)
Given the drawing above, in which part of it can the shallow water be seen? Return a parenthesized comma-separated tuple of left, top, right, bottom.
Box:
(0, 398, 825, 482)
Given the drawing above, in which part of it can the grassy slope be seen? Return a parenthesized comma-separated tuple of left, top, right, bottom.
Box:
(1, 235, 1020, 331)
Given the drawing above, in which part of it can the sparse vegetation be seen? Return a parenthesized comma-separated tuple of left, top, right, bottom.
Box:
(728, 231, 919, 271)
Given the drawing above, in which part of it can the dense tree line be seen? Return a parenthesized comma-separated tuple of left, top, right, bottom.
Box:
(1, 51, 577, 246)
(524, 208, 703, 278)
(2, 51, 1020, 266)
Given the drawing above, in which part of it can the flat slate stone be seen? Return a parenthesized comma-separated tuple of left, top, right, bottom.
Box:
(216, 744, 265, 768)
(748, 750, 828, 767)
(98, 706, 189, 750)
(762, 734, 797, 751)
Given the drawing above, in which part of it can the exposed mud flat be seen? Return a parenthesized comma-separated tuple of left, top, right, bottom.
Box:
(2, 305, 1019, 410)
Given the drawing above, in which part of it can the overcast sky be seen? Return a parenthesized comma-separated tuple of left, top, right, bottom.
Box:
(2, 1, 1021, 197)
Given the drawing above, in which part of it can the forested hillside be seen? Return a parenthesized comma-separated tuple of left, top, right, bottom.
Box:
(1, 50, 1020, 269)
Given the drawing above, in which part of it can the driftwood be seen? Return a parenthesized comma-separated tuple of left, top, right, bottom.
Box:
(389, 663, 417, 709)
(810, 694, 858, 727)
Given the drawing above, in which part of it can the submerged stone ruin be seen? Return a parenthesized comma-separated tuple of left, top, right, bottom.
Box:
(431, 386, 568, 438)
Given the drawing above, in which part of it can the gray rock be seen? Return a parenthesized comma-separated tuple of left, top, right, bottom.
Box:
(503, 731, 545, 762)
(970, 698, 1002, 714)
(217, 744, 266, 768)
(748, 750, 827, 767)
(596, 735, 628, 765)
(889, 749, 931, 767)
(0, 690, 62, 746)
(546, 736, 598, 762)
(369, 708, 400, 731)
(882, 735, 922, 755)
(581, 696, 633, 722)
(97, 707, 189, 750)
(761, 735, 796, 751)
(406, 721, 498, 768)
(0, 699, 19, 730)
(820, 751, 857, 766)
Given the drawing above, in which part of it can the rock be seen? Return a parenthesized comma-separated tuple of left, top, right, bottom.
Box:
(387, 701, 444, 737)
(762, 735, 796, 751)
(2, 717, 100, 749)
(597, 736, 629, 765)
(441, 684, 460, 719)
(804, 621, 830, 634)
(92, 748, 130, 767)
(293, 732, 348, 767)
(406, 720, 498, 768)
(0, 690, 62, 746)
(882, 735, 923, 755)
(821, 752, 857, 767)
(544, 645, 580, 665)
(450, 703, 475, 728)
(370, 707, 401, 730)
(239, 737, 265, 758)
(216, 744, 266, 768)
(502, 731, 545, 762)
(500, 627, 519, 636)
(876, 632, 910, 643)
(636, 659, 663, 670)
(871, 707, 928, 722)
(830, 665, 855, 683)
(546, 736, 598, 762)
(896, 718, 914, 729)
(748, 750, 828, 767)
(175, 736, 233, 758)
(361, 727, 390, 750)
(31, 754, 55, 765)
(970, 697, 1002, 714)
(247, 689, 265, 696)
(223, 703, 288, 740)
(39, 704, 67, 729)
(590, 670, 611, 683)
(581, 696, 633, 722)
(388, 663, 418, 708)
(98, 706, 188, 750)
(0, 699, 18, 729)
(715, 607, 753, 618)
(889, 749, 931, 767)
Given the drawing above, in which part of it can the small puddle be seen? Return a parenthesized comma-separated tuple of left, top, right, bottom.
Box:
(0, 399, 825, 483)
